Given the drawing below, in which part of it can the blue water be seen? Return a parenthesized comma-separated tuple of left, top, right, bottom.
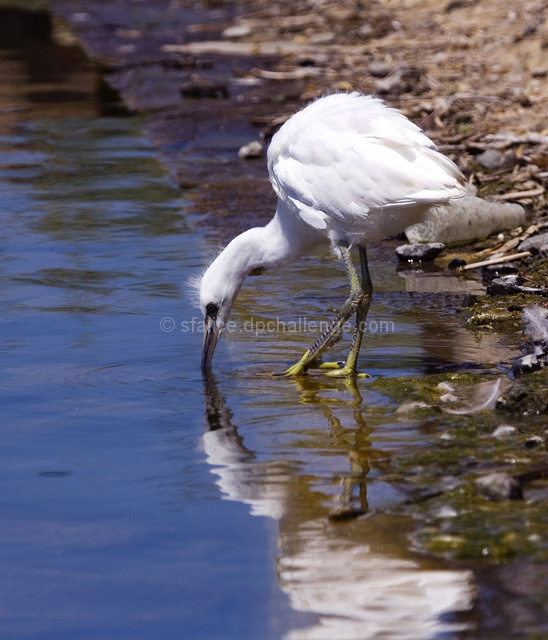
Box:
(0, 110, 308, 638)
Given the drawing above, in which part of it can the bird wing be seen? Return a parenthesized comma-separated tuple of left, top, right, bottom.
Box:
(268, 93, 465, 234)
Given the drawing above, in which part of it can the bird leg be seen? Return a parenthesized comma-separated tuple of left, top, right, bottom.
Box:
(324, 246, 372, 378)
(283, 246, 372, 377)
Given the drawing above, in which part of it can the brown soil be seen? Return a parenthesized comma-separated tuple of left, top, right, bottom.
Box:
(48, 0, 548, 237)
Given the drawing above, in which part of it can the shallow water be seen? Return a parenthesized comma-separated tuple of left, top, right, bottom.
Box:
(2, 9, 544, 640)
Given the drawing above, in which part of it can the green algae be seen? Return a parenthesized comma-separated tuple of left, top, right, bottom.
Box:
(368, 365, 548, 562)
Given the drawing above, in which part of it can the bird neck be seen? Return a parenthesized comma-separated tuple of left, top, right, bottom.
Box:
(202, 201, 321, 315)
(222, 201, 319, 277)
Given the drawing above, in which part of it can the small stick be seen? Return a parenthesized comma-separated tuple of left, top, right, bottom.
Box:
(458, 251, 532, 271)
(491, 187, 545, 201)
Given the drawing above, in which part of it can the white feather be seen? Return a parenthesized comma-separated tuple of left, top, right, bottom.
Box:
(268, 92, 465, 244)
(522, 304, 548, 346)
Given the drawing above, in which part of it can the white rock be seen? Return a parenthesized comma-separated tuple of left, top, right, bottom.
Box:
(406, 196, 529, 245)
(238, 140, 264, 160)
(491, 425, 519, 438)
(222, 24, 252, 39)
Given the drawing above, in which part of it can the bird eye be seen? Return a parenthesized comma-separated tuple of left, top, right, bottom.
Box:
(205, 302, 218, 318)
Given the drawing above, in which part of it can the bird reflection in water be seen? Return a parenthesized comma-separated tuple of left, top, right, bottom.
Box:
(202, 374, 475, 639)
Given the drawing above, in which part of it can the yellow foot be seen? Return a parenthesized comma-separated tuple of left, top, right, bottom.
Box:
(325, 365, 371, 379)
(317, 361, 346, 370)
(278, 350, 310, 376)
(282, 363, 307, 376)
(278, 353, 370, 378)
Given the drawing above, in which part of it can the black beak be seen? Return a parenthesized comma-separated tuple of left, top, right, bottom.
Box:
(201, 315, 221, 374)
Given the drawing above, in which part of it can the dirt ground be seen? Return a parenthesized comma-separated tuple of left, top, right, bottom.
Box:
(48, 0, 548, 235)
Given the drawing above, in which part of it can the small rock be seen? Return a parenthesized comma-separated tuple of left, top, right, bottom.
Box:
(487, 275, 524, 296)
(357, 24, 373, 38)
(395, 242, 445, 262)
(491, 424, 519, 438)
(238, 140, 263, 160)
(436, 505, 458, 518)
(525, 435, 544, 448)
(488, 276, 548, 298)
(222, 24, 252, 39)
(437, 381, 455, 392)
(512, 353, 541, 376)
(406, 196, 527, 245)
(368, 61, 392, 77)
(395, 401, 428, 413)
(518, 231, 548, 253)
(482, 263, 519, 281)
(477, 149, 517, 170)
(474, 472, 523, 501)
(309, 32, 336, 44)
(440, 393, 458, 403)
(448, 257, 466, 269)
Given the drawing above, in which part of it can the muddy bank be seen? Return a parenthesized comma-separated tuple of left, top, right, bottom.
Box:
(45, 0, 547, 244)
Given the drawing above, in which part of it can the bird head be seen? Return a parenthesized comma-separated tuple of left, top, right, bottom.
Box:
(198, 234, 257, 373)
(199, 267, 238, 374)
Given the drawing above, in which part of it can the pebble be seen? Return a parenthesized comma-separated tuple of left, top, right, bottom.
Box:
(474, 472, 523, 501)
(436, 505, 458, 518)
(309, 32, 336, 44)
(368, 61, 392, 77)
(406, 196, 527, 245)
(512, 353, 541, 376)
(222, 24, 252, 39)
(448, 257, 467, 269)
(518, 231, 548, 253)
(437, 381, 455, 392)
(357, 24, 373, 38)
(440, 393, 458, 403)
(238, 140, 264, 160)
(525, 435, 544, 448)
(477, 148, 517, 170)
(395, 242, 445, 262)
(491, 424, 519, 438)
(488, 276, 548, 297)
(482, 263, 519, 281)
(395, 401, 428, 413)
(486, 275, 524, 295)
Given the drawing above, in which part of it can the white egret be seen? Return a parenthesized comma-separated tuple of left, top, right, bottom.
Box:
(199, 92, 466, 376)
